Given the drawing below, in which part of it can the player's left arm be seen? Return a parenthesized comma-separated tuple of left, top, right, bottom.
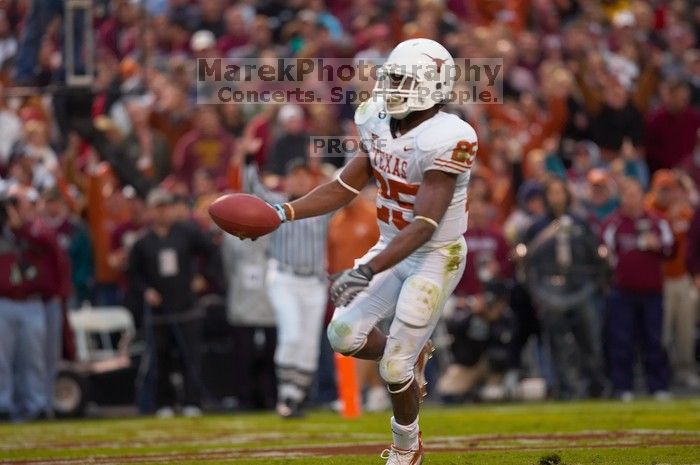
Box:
(365, 169, 456, 273)
(330, 169, 456, 307)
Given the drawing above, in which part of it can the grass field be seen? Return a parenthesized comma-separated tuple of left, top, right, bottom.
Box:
(1, 400, 700, 464)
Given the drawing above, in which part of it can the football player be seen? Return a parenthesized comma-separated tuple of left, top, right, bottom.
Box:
(270, 38, 477, 464)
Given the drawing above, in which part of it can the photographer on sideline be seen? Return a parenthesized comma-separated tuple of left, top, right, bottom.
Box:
(0, 186, 64, 421)
(437, 279, 515, 402)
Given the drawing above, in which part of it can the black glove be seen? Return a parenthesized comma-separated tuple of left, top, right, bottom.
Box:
(330, 264, 374, 307)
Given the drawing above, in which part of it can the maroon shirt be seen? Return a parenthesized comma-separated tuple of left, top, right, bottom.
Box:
(12, 221, 70, 299)
(455, 226, 512, 296)
(686, 207, 700, 277)
(601, 211, 674, 293)
(173, 129, 235, 191)
(645, 106, 700, 172)
(217, 34, 249, 55)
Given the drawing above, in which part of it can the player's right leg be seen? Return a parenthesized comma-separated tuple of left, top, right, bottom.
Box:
(380, 237, 467, 464)
(327, 244, 402, 361)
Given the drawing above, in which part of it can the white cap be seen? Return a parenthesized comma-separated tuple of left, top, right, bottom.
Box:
(277, 104, 304, 123)
(613, 10, 635, 28)
(190, 30, 216, 52)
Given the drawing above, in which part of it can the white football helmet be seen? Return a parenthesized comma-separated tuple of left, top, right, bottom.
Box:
(373, 38, 455, 119)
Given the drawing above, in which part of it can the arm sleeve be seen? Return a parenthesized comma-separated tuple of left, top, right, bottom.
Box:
(416, 121, 478, 176)
(422, 139, 477, 175)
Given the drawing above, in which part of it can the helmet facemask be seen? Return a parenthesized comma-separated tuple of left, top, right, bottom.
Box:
(373, 66, 429, 119)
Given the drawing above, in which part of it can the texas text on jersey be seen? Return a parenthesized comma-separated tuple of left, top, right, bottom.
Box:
(353, 97, 478, 249)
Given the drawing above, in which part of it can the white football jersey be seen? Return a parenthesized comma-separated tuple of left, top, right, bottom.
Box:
(350, 98, 477, 249)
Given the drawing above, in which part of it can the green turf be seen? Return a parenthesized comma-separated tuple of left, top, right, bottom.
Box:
(1, 399, 699, 464)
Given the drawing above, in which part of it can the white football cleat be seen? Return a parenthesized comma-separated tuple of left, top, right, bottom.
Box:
(380, 433, 424, 465)
(414, 340, 435, 402)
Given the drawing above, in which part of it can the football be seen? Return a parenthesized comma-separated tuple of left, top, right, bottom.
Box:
(208, 193, 281, 239)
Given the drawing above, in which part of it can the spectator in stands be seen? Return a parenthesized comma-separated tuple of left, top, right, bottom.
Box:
(190, 30, 218, 60)
(195, 0, 226, 37)
(32, 189, 72, 418)
(220, 233, 277, 410)
(97, 0, 140, 60)
(127, 188, 219, 417)
(646, 171, 700, 389)
(264, 104, 308, 176)
(217, 5, 250, 56)
(12, 0, 63, 84)
(42, 188, 93, 305)
(0, 10, 16, 72)
(583, 77, 645, 161)
(6, 120, 57, 193)
(646, 80, 700, 173)
(524, 178, 607, 398)
(602, 178, 674, 401)
(108, 186, 148, 316)
(566, 141, 601, 202)
(583, 169, 619, 228)
(0, 83, 21, 170)
(172, 106, 235, 192)
(457, 198, 512, 298)
(149, 83, 193, 152)
(122, 98, 170, 184)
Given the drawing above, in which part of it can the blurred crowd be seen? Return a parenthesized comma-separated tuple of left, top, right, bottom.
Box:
(1, 0, 700, 421)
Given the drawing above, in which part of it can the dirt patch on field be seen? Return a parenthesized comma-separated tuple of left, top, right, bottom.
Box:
(2, 431, 700, 464)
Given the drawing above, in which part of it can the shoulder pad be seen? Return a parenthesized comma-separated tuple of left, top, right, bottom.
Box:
(415, 114, 477, 153)
(354, 98, 384, 126)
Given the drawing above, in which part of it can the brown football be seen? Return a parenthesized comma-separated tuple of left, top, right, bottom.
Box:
(208, 193, 281, 239)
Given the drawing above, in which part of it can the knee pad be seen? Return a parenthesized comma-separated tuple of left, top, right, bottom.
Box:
(396, 276, 442, 328)
(326, 320, 364, 355)
(379, 354, 414, 386)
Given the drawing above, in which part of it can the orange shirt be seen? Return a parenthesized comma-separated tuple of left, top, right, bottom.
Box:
(661, 206, 694, 278)
(647, 200, 694, 279)
(327, 197, 380, 274)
